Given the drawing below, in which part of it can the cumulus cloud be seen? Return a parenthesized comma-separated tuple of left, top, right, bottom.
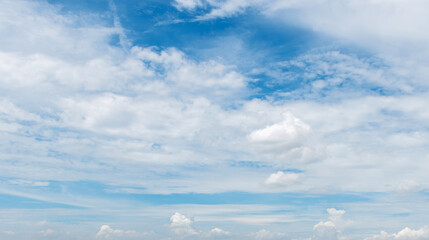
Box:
(170, 212, 198, 236)
(97, 225, 121, 238)
(208, 227, 230, 236)
(310, 208, 348, 240)
(327, 208, 345, 222)
(202, 227, 232, 239)
(249, 112, 310, 143)
(312, 221, 338, 240)
(96, 225, 142, 239)
(365, 226, 429, 240)
(248, 112, 322, 164)
(169, 213, 233, 239)
(171, 212, 193, 227)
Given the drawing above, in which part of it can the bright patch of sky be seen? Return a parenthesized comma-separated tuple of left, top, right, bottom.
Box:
(1, 0, 429, 239)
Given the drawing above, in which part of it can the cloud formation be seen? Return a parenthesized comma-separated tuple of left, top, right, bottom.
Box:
(1, 0, 429, 239)
(365, 226, 429, 240)
(170, 212, 198, 236)
(249, 112, 310, 144)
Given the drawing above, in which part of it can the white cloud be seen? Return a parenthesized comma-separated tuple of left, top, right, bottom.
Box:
(96, 225, 142, 239)
(1, 0, 429, 201)
(312, 221, 338, 240)
(174, 0, 203, 10)
(281, 0, 429, 56)
(170, 213, 234, 238)
(249, 112, 310, 143)
(132, 46, 246, 92)
(96, 225, 122, 238)
(0, 0, 254, 195)
(0, 0, 121, 59)
(365, 226, 429, 240)
(2, 0, 429, 239)
(208, 228, 230, 236)
(310, 208, 348, 240)
(264, 171, 301, 187)
(203, 227, 232, 239)
(172, 0, 323, 20)
(248, 112, 323, 164)
(170, 212, 198, 235)
(171, 212, 193, 227)
(327, 208, 345, 222)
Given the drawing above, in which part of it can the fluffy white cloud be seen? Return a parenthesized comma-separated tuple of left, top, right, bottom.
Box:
(249, 112, 310, 143)
(171, 212, 193, 227)
(312, 221, 338, 240)
(327, 208, 345, 222)
(203, 227, 231, 239)
(97, 225, 121, 238)
(365, 226, 429, 240)
(310, 208, 348, 240)
(248, 112, 323, 164)
(208, 228, 230, 236)
(170, 212, 198, 235)
(169, 213, 233, 239)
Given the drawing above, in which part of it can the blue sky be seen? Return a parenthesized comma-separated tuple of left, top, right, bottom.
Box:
(1, 0, 429, 239)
